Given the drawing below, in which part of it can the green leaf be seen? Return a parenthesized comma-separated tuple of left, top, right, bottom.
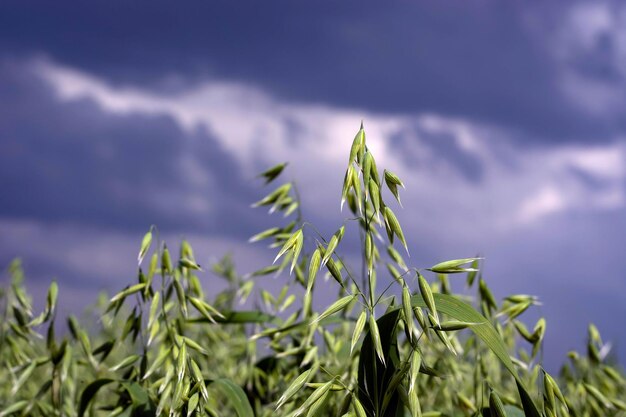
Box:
(357, 310, 401, 417)
(121, 382, 155, 416)
(359, 293, 541, 417)
(0, 401, 29, 417)
(409, 293, 541, 417)
(121, 382, 150, 406)
(209, 378, 254, 417)
(503, 405, 526, 417)
(78, 378, 115, 417)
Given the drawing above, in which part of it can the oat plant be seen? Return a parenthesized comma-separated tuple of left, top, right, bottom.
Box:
(1, 123, 624, 417)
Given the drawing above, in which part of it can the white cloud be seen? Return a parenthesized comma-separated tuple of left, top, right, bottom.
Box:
(541, 2, 626, 117)
(32, 58, 626, 238)
(517, 186, 567, 224)
(560, 145, 625, 180)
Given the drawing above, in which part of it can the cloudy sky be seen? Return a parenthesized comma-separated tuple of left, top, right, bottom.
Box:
(0, 1, 625, 368)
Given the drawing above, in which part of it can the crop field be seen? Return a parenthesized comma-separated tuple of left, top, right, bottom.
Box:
(1, 125, 624, 417)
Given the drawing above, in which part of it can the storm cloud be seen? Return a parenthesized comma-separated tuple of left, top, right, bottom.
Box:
(0, 1, 625, 369)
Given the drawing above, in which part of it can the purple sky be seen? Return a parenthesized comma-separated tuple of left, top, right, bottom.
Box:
(0, 1, 625, 369)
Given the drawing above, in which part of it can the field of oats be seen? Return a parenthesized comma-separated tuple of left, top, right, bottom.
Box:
(1, 125, 624, 417)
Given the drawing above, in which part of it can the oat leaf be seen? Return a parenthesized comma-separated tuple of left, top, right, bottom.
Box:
(210, 378, 254, 417)
(78, 379, 116, 417)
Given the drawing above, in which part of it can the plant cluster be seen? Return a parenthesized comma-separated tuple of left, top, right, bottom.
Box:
(1, 124, 625, 417)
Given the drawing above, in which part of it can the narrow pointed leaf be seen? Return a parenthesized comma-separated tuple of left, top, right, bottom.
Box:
(78, 379, 115, 417)
(210, 378, 254, 417)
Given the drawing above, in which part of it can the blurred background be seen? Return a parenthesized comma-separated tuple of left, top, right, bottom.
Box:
(0, 1, 624, 369)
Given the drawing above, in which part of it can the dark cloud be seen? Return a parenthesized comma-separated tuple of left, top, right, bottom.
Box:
(1, 1, 624, 142)
(0, 61, 260, 238)
(389, 123, 485, 182)
(0, 0, 624, 370)
(481, 208, 626, 367)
